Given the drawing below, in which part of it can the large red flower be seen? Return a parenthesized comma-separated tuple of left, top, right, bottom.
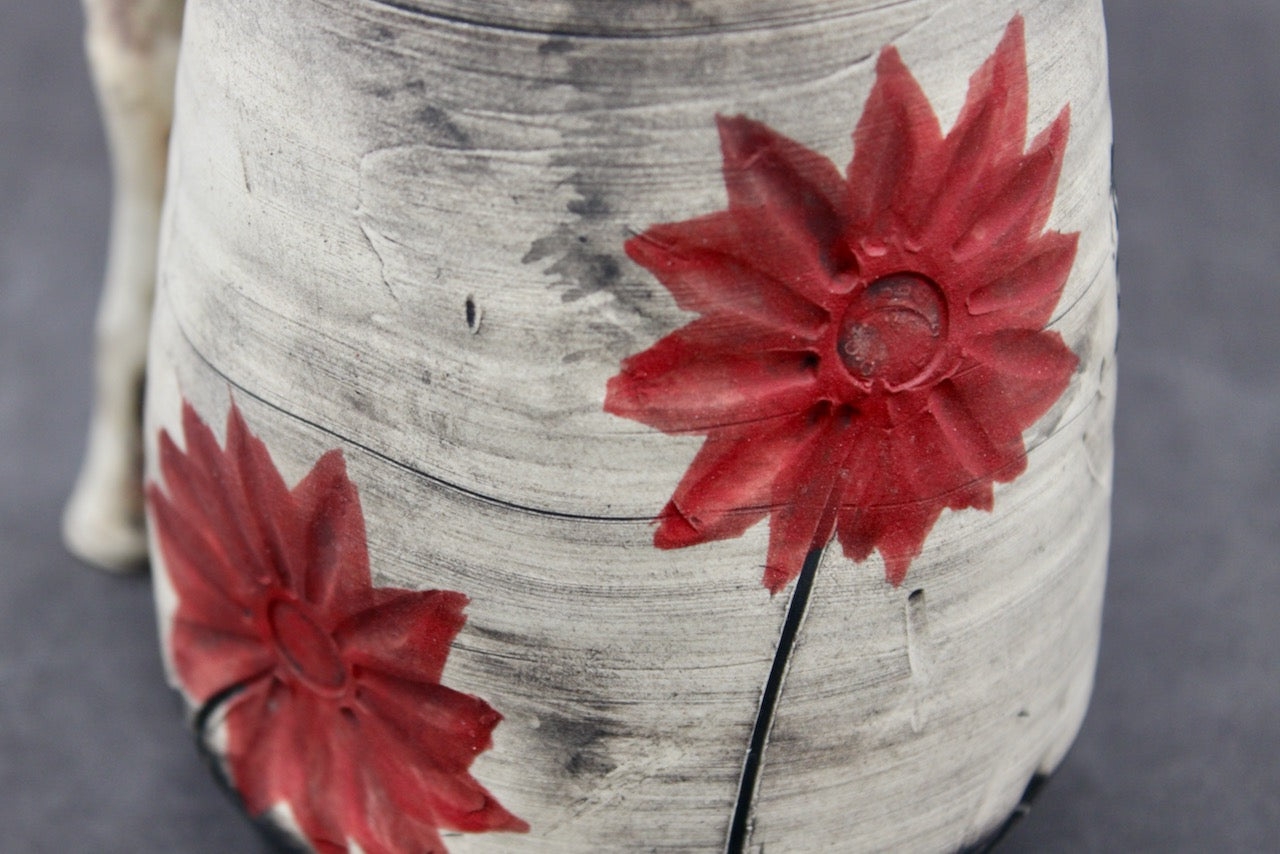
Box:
(146, 400, 528, 853)
(606, 16, 1078, 592)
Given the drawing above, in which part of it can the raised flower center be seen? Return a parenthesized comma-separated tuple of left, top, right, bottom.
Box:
(267, 597, 348, 693)
(836, 272, 948, 388)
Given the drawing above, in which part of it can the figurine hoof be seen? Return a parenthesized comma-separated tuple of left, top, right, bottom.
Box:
(62, 486, 147, 573)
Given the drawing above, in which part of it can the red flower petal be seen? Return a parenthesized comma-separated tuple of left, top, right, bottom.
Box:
(847, 46, 945, 233)
(831, 427, 890, 565)
(342, 769, 450, 854)
(966, 230, 1079, 330)
(180, 402, 288, 589)
(233, 683, 352, 849)
(836, 425, 959, 586)
(888, 407, 995, 511)
(359, 706, 529, 835)
(920, 16, 1031, 247)
(147, 484, 252, 626)
(157, 417, 267, 599)
(605, 318, 821, 434)
(959, 329, 1078, 437)
(625, 213, 828, 336)
(225, 403, 308, 592)
(962, 16, 1029, 151)
(290, 449, 376, 618)
(170, 615, 272, 701)
(355, 670, 501, 771)
(827, 413, 988, 587)
(335, 589, 469, 684)
(947, 15, 1029, 179)
(654, 413, 815, 549)
(717, 114, 853, 274)
(763, 414, 856, 592)
(222, 680, 318, 818)
(927, 379, 1025, 482)
(1016, 106, 1073, 240)
(839, 497, 945, 587)
(951, 106, 1070, 264)
(715, 115, 857, 302)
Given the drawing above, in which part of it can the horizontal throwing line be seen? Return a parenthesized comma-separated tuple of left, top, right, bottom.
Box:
(356, 0, 922, 42)
(168, 308, 654, 523)
(163, 290, 1105, 525)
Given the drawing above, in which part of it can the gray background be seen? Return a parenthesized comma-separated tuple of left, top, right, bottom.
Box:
(2, 1, 1276, 851)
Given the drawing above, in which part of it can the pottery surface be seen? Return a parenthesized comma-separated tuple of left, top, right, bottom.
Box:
(72, 1, 1117, 851)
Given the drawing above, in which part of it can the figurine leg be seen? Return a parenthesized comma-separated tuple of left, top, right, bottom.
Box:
(64, 0, 184, 571)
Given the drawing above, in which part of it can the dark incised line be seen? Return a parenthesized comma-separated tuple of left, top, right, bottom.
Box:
(167, 283, 1099, 534)
(192, 680, 248, 800)
(166, 306, 652, 524)
(725, 546, 825, 853)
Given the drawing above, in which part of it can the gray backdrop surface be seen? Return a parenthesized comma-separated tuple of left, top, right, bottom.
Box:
(1, 1, 1276, 851)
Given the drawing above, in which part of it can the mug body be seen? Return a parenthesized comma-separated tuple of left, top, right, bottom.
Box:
(144, 1, 1116, 850)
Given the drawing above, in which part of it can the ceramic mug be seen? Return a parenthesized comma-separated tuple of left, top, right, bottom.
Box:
(93, 0, 1118, 850)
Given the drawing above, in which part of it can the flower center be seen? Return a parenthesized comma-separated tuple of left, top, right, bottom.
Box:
(836, 273, 948, 388)
(267, 597, 348, 693)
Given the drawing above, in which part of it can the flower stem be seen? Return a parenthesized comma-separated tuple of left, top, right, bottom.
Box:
(726, 545, 825, 853)
(192, 680, 247, 790)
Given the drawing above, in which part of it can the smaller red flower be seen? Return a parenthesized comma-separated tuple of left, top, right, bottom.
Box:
(605, 16, 1078, 592)
(146, 400, 527, 854)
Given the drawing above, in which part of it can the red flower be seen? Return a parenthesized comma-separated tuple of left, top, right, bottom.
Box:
(146, 400, 528, 853)
(605, 16, 1078, 592)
